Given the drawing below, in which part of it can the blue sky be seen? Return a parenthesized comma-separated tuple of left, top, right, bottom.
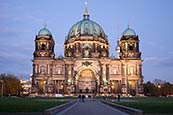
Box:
(0, 0, 173, 83)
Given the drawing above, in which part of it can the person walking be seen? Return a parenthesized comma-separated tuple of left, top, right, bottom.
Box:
(117, 94, 120, 101)
(78, 95, 81, 102)
(82, 95, 85, 102)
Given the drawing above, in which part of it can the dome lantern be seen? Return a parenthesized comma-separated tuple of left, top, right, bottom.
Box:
(83, 2, 89, 19)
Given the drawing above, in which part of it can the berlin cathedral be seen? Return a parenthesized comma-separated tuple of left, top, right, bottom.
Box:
(31, 5, 144, 97)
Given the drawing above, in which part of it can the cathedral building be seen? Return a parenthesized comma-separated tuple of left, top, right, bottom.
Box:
(31, 6, 143, 97)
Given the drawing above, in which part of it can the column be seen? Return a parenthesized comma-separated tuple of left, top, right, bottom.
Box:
(65, 64, 68, 84)
(102, 64, 107, 85)
(47, 64, 50, 74)
(136, 80, 139, 96)
(122, 64, 128, 96)
(99, 64, 103, 93)
(106, 64, 109, 83)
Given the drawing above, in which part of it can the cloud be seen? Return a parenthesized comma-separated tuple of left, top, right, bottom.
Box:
(0, 40, 33, 75)
(145, 41, 166, 50)
(27, 15, 45, 25)
(0, 27, 19, 38)
(168, 51, 173, 56)
(158, 57, 173, 67)
(147, 41, 156, 47)
(144, 55, 173, 68)
(144, 57, 159, 62)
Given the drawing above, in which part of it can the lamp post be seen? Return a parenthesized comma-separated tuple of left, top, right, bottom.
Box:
(61, 85, 63, 94)
(128, 81, 131, 96)
(43, 81, 46, 94)
(57, 80, 59, 94)
(111, 85, 114, 95)
(111, 82, 114, 95)
(158, 84, 161, 96)
(0, 80, 3, 97)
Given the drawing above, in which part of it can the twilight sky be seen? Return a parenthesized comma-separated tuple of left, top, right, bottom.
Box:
(0, 0, 173, 83)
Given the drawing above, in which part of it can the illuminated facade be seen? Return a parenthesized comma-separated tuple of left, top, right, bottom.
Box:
(20, 79, 31, 96)
(31, 6, 143, 97)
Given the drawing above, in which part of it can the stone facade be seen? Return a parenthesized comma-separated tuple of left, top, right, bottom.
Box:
(31, 6, 143, 97)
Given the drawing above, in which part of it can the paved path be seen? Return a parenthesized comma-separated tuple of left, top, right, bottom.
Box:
(57, 99, 129, 115)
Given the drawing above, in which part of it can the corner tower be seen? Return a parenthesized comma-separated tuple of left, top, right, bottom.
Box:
(116, 26, 143, 96)
(31, 26, 55, 95)
(117, 26, 141, 59)
(33, 26, 55, 59)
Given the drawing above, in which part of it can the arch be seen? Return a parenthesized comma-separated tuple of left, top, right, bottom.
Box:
(41, 44, 46, 50)
(75, 66, 100, 83)
(76, 68, 99, 94)
(78, 69, 95, 81)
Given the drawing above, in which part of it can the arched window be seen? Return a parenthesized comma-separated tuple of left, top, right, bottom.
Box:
(113, 69, 116, 74)
(40, 66, 46, 74)
(128, 66, 134, 75)
(84, 50, 89, 58)
(41, 44, 46, 50)
(128, 44, 133, 51)
(58, 69, 61, 74)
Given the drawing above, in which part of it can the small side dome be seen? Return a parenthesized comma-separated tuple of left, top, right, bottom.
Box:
(123, 27, 136, 36)
(38, 27, 52, 36)
(57, 55, 63, 59)
(110, 54, 115, 59)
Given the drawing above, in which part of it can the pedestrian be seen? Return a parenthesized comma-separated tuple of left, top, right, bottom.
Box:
(117, 94, 120, 101)
(78, 95, 81, 102)
(103, 96, 106, 100)
(82, 95, 85, 102)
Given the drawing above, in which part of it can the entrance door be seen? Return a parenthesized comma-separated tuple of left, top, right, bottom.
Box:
(78, 69, 97, 94)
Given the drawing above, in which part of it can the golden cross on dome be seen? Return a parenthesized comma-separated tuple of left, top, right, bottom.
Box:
(127, 24, 130, 28)
(43, 23, 47, 28)
(84, 2, 89, 19)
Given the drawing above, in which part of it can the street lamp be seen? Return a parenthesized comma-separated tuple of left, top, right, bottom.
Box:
(111, 82, 114, 94)
(43, 81, 46, 94)
(111, 85, 114, 94)
(158, 84, 161, 89)
(0, 80, 3, 97)
(158, 84, 161, 96)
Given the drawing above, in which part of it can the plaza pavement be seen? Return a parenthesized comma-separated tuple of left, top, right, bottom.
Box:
(57, 99, 129, 115)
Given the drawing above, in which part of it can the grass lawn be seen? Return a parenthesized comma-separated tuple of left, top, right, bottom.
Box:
(0, 97, 67, 113)
(115, 97, 173, 114)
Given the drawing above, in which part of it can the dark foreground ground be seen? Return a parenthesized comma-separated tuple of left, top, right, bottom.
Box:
(0, 96, 173, 115)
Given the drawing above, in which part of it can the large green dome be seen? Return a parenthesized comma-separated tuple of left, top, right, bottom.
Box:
(67, 9, 106, 40)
